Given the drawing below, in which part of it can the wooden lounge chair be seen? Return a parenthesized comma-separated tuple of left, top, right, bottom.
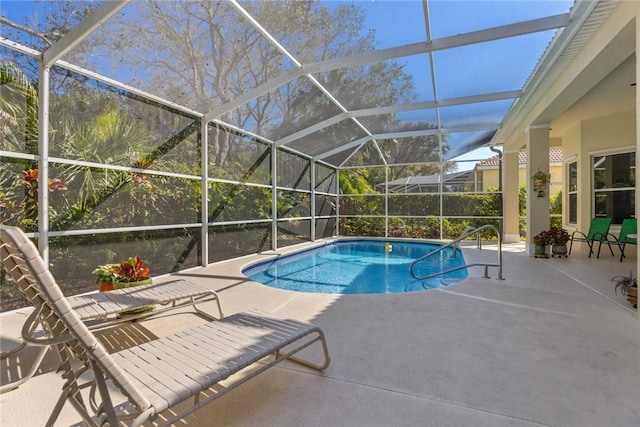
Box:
(1, 228, 224, 394)
(0, 225, 330, 426)
(597, 218, 637, 262)
(568, 217, 613, 258)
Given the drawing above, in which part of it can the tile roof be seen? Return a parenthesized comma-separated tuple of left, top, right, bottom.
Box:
(476, 147, 562, 167)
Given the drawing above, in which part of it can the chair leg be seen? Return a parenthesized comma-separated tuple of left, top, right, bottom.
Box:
(606, 241, 615, 257)
(0, 345, 50, 394)
(620, 242, 626, 262)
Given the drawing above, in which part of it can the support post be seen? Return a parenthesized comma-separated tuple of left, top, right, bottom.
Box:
(526, 125, 551, 256)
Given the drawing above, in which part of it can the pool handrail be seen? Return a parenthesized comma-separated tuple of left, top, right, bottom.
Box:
(409, 224, 504, 281)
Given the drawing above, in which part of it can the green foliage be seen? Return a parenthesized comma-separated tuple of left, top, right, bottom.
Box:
(388, 217, 441, 239)
(550, 189, 562, 214)
(519, 183, 527, 239)
(92, 256, 150, 285)
(339, 169, 375, 194)
(340, 217, 386, 237)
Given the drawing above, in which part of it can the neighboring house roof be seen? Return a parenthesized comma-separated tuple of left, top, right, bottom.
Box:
(475, 147, 563, 168)
(380, 170, 474, 192)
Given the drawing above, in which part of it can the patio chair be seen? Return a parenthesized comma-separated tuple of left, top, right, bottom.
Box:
(597, 218, 637, 262)
(568, 217, 613, 258)
(0, 225, 330, 426)
(1, 227, 223, 394)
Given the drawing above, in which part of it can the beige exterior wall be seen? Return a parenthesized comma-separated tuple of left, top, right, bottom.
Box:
(480, 164, 562, 197)
(555, 110, 636, 257)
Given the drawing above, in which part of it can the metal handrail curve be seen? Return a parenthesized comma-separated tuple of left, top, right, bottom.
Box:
(409, 224, 504, 281)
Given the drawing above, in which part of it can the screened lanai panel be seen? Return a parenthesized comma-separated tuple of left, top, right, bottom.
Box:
(0, 158, 35, 229)
(239, 1, 370, 65)
(438, 99, 514, 129)
(339, 195, 384, 216)
(432, 33, 556, 99)
(444, 131, 496, 160)
(315, 196, 336, 216)
(389, 195, 440, 216)
(47, 66, 200, 173)
(427, 0, 573, 38)
(315, 164, 337, 194)
(387, 163, 448, 194)
(48, 228, 201, 298)
(278, 190, 311, 219)
(311, 54, 429, 111)
(208, 183, 271, 223)
(324, 147, 365, 167)
(286, 119, 367, 158)
(208, 125, 271, 185)
(277, 219, 312, 247)
(315, 218, 336, 239)
(442, 193, 503, 217)
(357, 109, 439, 135)
(209, 223, 271, 263)
(276, 151, 310, 190)
(340, 140, 387, 167)
(378, 135, 444, 164)
(0, 50, 39, 155)
(64, 1, 296, 114)
(343, 137, 449, 167)
(341, 165, 386, 195)
(231, 77, 343, 142)
(47, 164, 199, 231)
(242, 0, 428, 62)
(0, 1, 87, 51)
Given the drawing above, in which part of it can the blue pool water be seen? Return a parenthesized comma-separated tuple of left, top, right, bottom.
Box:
(243, 240, 467, 294)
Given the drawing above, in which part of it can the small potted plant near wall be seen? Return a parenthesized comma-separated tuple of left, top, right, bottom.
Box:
(612, 271, 637, 309)
(550, 226, 570, 258)
(533, 230, 552, 258)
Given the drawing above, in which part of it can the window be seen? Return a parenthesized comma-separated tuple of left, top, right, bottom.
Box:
(568, 161, 577, 224)
(592, 152, 635, 224)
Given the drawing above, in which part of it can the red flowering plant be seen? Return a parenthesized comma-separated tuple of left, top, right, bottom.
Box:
(92, 256, 151, 290)
(21, 168, 68, 199)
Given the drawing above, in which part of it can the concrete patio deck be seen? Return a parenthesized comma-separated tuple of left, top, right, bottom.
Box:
(1, 240, 638, 426)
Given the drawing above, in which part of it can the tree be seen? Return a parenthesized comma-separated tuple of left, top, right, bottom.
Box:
(77, 1, 432, 170)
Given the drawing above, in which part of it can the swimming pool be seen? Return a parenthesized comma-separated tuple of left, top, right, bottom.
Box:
(243, 240, 467, 294)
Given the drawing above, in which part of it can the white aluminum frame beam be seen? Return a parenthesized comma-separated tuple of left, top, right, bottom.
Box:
(316, 123, 500, 161)
(205, 13, 568, 121)
(42, 1, 129, 66)
(274, 89, 522, 147)
(228, 0, 373, 141)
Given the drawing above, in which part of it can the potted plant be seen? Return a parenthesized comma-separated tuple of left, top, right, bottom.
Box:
(549, 226, 570, 257)
(612, 271, 637, 309)
(533, 230, 552, 258)
(92, 256, 151, 291)
(531, 170, 550, 197)
(93, 256, 153, 315)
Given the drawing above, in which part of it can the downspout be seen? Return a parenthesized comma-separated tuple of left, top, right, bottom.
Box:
(489, 146, 503, 191)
